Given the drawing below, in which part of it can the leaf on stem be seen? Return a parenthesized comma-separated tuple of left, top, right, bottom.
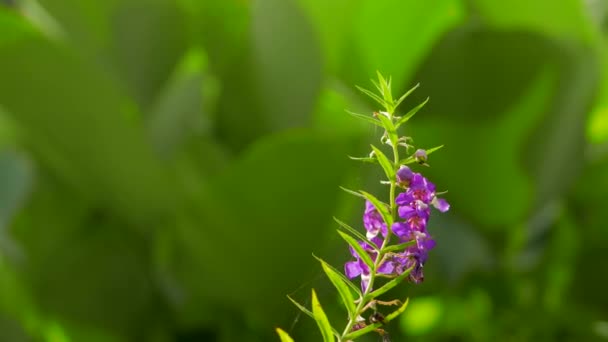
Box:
(337, 230, 374, 268)
(348, 155, 377, 163)
(355, 85, 386, 108)
(345, 110, 383, 127)
(359, 190, 392, 227)
(394, 83, 420, 110)
(315, 255, 358, 316)
(311, 289, 335, 342)
(371, 144, 395, 180)
(333, 217, 378, 251)
(339, 186, 367, 200)
(395, 97, 429, 129)
(365, 266, 414, 301)
(276, 328, 294, 342)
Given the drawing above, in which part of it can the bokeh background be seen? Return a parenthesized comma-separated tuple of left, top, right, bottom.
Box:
(1, 0, 608, 341)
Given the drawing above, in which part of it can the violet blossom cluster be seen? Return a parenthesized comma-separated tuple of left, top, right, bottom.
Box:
(345, 161, 449, 290)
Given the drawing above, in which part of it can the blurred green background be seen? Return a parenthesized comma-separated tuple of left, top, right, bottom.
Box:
(1, 0, 608, 341)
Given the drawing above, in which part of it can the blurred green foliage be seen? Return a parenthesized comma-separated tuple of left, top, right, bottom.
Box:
(0, 0, 608, 341)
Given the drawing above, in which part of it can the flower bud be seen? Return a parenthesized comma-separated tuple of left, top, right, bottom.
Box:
(396, 166, 414, 186)
(414, 149, 428, 164)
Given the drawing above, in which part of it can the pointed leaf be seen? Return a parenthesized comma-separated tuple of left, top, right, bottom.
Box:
(314, 253, 362, 296)
(364, 266, 414, 301)
(339, 186, 366, 200)
(355, 85, 386, 108)
(287, 295, 314, 319)
(287, 296, 340, 337)
(376, 71, 393, 104)
(348, 155, 377, 163)
(333, 217, 378, 251)
(315, 256, 357, 316)
(276, 328, 295, 342)
(398, 156, 416, 165)
(345, 110, 384, 127)
(394, 83, 420, 109)
(359, 191, 392, 226)
(337, 230, 374, 268)
(424, 144, 444, 155)
(371, 145, 395, 180)
(395, 97, 429, 128)
(383, 240, 416, 253)
(311, 289, 335, 342)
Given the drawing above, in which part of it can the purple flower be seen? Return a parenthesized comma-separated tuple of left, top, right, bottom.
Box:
(380, 231, 436, 284)
(363, 201, 388, 240)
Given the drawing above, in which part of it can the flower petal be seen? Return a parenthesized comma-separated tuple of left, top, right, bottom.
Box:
(344, 261, 361, 279)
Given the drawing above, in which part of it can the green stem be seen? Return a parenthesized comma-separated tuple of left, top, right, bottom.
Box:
(339, 112, 400, 342)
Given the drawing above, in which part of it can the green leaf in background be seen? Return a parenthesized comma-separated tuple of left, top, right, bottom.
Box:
(0, 23, 176, 221)
(315, 256, 357, 316)
(371, 145, 395, 180)
(337, 230, 374, 268)
(276, 328, 294, 342)
(252, 0, 323, 131)
(471, 0, 594, 44)
(351, 0, 464, 87)
(311, 289, 334, 342)
(408, 29, 569, 226)
(146, 47, 217, 158)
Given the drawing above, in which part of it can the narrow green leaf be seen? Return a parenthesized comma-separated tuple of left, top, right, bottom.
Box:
(424, 144, 444, 155)
(337, 230, 374, 268)
(339, 186, 366, 200)
(311, 289, 335, 342)
(365, 266, 414, 301)
(371, 78, 384, 96)
(287, 296, 340, 337)
(348, 155, 377, 163)
(276, 328, 295, 342)
(314, 253, 363, 296)
(394, 83, 420, 109)
(376, 71, 393, 104)
(345, 110, 383, 127)
(333, 217, 378, 251)
(287, 295, 314, 319)
(355, 85, 386, 108)
(398, 156, 416, 165)
(371, 145, 395, 180)
(359, 191, 392, 226)
(315, 256, 357, 316)
(343, 298, 410, 340)
(383, 240, 416, 253)
(395, 97, 429, 128)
